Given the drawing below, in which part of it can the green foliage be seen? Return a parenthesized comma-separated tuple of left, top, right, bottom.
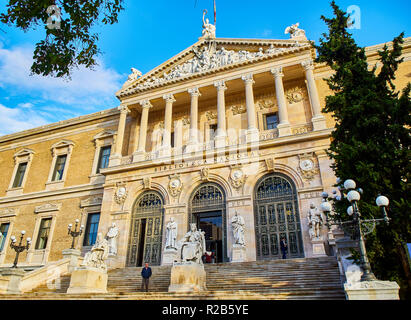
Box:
(0, 0, 124, 78)
(315, 1, 411, 299)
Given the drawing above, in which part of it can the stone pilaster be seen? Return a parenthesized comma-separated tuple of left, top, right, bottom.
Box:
(271, 67, 291, 137)
(110, 105, 130, 166)
(133, 100, 152, 162)
(214, 80, 228, 149)
(241, 74, 259, 142)
(160, 94, 176, 157)
(186, 87, 201, 153)
(302, 59, 327, 131)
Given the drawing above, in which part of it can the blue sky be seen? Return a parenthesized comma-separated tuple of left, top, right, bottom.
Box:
(0, 0, 410, 136)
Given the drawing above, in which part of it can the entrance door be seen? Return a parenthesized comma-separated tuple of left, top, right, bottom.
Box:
(254, 174, 304, 260)
(196, 211, 223, 263)
(189, 183, 228, 262)
(127, 192, 164, 267)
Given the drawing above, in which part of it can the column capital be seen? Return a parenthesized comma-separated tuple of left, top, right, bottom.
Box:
(139, 99, 153, 109)
(214, 80, 227, 91)
(188, 87, 201, 97)
(241, 73, 255, 85)
(301, 59, 315, 71)
(270, 67, 284, 78)
(118, 105, 130, 114)
(163, 94, 176, 103)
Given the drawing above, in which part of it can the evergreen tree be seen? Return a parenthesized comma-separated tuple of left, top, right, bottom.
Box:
(315, 1, 411, 299)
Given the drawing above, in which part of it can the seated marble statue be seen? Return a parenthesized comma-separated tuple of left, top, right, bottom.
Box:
(82, 232, 109, 271)
(180, 224, 206, 264)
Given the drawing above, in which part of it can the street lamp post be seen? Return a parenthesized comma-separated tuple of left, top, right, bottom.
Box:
(10, 230, 31, 268)
(68, 219, 84, 249)
(320, 179, 390, 282)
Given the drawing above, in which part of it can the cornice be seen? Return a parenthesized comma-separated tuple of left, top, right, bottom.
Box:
(0, 108, 120, 144)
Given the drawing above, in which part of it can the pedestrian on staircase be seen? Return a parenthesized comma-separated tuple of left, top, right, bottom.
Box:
(280, 237, 288, 259)
(141, 262, 152, 292)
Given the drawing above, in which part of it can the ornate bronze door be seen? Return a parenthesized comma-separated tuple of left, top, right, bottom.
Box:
(127, 191, 164, 266)
(254, 174, 304, 260)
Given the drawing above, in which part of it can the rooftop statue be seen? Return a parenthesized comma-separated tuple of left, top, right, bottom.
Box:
(201, 9, 216, 39)
(285, 22, 307, 41)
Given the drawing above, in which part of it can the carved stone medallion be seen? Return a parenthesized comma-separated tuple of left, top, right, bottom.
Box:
(168, 174, 183, 198)
(229, 166, 247, 191)
(231, 105, 246, 115)
(286, 87, 304, 104)
(258, 98, 277, 110)
(205, 111, 217, 121)
(297, 153, 319, 181)
(114, 185, 128, 205)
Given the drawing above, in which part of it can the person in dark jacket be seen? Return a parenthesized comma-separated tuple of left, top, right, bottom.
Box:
(280, 237, 288, 259)
(141, 262, 152, 292)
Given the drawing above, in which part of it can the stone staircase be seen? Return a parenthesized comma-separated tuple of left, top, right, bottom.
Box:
(6, 256, 345, 300)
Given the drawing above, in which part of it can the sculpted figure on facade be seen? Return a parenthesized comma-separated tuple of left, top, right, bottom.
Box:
(285, 22, 307, 40)
(308, 203, 323, 240)
(165, 217, 178, 250)
(201, 10, 216, 39)
(82, 233, 109, 270)
(231, 212, 245, 247)
(106, 222, 119, 256)
(124, 68, 142, 86)
(180, 223, 206, 264)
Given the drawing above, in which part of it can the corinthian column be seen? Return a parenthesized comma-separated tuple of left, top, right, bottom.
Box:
(133, 100, 152, 162)
(214, 80, 227, 148)
(271, 67, 291, 137)
(241, 73, 259, 142)
(301, 59, 327, 131)
(186, 87, 201, 153)
(162, 94, 176, 149)
(110, 104, 130, 166)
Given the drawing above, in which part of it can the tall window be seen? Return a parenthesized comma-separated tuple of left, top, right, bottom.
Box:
(12, 162, 27, 188)
(97, 146, 111, 173)
(265, 113, 279, 130)
(0, 223, 10, 252)
(35, 218, 52, 250)
(52, 155, 67, 181)
(170, 132, 175, 148)
(209, 124, 218, 140)
(83, 213, 100, 246)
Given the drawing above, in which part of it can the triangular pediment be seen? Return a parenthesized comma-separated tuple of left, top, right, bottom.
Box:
(117, 38, 312, 99)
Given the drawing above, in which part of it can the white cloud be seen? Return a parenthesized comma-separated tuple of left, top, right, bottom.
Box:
(0, 103, 49, 136)
(0, 43, 125, 111)
(17, 102, 34, 109)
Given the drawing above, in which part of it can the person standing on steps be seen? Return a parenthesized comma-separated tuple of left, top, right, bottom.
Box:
(280, 237, 288, 259)
(141, 262, 152, 292)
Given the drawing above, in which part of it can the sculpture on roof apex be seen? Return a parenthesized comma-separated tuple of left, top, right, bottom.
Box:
(124, 68, 142, 85)
(285, 22, 307, 41)
(201, 9, 216, 39)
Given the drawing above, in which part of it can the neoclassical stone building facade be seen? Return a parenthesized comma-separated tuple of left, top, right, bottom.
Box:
(0, 28, 410, 270)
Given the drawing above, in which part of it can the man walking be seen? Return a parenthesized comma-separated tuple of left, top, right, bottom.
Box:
(280, 237, 288, 259)
(141, 262, 152, 292)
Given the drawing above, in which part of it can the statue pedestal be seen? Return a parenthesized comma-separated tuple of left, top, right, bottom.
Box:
(0, 268, 25, 294)
(162, 249, 178, 266)
(168, 262, 206, 293)
(231, 245, 246, 263)
(344, 280, 400, 300)
(311, 238, 327, 257)
(62, 249, 81, 273)
(67, 267, 108, 294)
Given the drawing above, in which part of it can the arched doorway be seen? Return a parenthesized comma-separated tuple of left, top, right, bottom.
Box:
(126, 191, 164, 267)
(254, 173, 304, 260)
(189, 183, 228, 263)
